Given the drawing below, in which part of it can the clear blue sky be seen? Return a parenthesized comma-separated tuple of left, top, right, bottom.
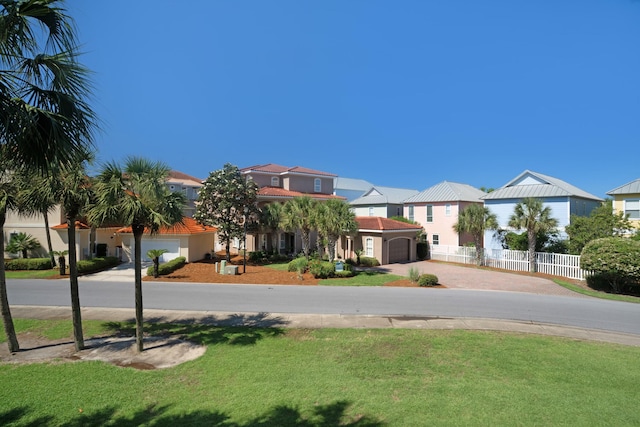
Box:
(66, 0, 640, 199)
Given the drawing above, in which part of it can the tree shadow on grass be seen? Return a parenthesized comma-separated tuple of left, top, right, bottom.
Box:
(2, 400, 385, 427)
(101, 313, 287, 346)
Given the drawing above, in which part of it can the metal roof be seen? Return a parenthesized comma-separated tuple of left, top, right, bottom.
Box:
(350, 186, 419, 205)
(403, 181, 486, 203)
(607, 178, 640, 195)
(481, 170, 603, 201)
(333, 177, 374, 192)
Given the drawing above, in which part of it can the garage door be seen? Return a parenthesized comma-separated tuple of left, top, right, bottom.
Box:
(388, 238, 410, 263)
(139, 239, 180, 262)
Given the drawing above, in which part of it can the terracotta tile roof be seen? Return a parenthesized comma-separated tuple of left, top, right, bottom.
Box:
(258, 187, 345, 200)
(51, 221, 91, 230)
(116, 217, 217, 235)
(167, 170, 203, 185)
(241, 163, 336, 177)
(356, 216, 423, 231)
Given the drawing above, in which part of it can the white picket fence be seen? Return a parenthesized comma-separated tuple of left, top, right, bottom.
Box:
(428, 245, 587, 280)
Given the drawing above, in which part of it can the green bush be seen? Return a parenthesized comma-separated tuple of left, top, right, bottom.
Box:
(417, 242, 429, 260)
(146, 256, 186, 276)
(418, 274, 439, 287)
(581, 237, 640, 293)
(287, 257, 309, 273)
(408, 267, 421, 283)
(309, 260, 335, 279)
(359, 257, 380, 267)
(77, 257, 120, 274)
(4, 258, 52, 270)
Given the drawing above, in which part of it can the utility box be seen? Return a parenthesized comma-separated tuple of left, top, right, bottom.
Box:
(220, 260, 226, 274)
(225, 265, 239, 275)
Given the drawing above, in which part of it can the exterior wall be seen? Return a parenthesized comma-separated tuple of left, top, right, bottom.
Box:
(387, 204, 404, 218)
(336, 231, 417, 265)
(612, 193, 640, 229)
(247, 174, 275, 189)
(284, 175, 333, 195)
(404, 201, 468, 247)
(188, 234, 216, 261)
(119, 234, 215, 263)
(352, 205, 387, 217)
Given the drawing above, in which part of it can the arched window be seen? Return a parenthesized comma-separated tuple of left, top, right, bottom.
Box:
(271, 176, 279, 187)
(314, 178, 321, 192)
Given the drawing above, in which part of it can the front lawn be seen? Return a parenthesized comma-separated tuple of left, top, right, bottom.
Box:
(1, 319, 639, 426)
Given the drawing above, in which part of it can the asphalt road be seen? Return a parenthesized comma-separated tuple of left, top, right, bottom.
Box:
(6, 278, 640, 336)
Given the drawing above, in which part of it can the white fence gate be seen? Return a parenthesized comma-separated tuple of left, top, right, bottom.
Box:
(428, 245, 587, 280)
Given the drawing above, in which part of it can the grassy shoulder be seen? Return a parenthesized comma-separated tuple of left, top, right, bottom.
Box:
(1, 318, 639, 426)
(553, 278, 640, 303)
(266, 262, 405, 286)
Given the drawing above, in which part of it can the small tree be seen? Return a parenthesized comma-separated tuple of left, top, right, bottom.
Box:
(6, 232, 41, 259)
(51, 250, 69, 275)
(452, 204, 498, 265)
(147, 249, 168, 278)
(581, 238, 640, 294)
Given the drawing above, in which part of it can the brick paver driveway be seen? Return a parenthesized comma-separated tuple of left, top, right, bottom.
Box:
(380, 260, 583, 297)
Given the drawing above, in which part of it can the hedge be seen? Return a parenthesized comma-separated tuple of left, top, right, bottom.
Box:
(4, 258, 52, 270)
(77, 257, 120, 274)
(146, 256, 186, 276)
(418, 274, 439, 287)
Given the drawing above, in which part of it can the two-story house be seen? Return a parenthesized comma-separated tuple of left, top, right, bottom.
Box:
(403, 181, 487, 248)
(350, 186, 419, 218)
(607, 178, 640, 233)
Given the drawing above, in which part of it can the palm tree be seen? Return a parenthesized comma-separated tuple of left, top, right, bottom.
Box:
(508, 197, 558, 273)
(0, 159, 20, 352)
(452, 204, 498, 266)
(147, 249, 168, 278)
(51, 250, 68, 275)
(5, 232, 41, 258)
(88, 157, 186, 352)
(0, 0, 98, 172)
(281, 196, 317, 258)
(259, 202, 284, 254)
(314, 200, 358, 262)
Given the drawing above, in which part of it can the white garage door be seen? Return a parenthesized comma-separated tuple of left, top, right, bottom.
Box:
(138, 239, 180, 262)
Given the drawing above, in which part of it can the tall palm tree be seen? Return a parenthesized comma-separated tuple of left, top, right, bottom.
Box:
(0, 0, 98, 172)
(259, 202, 283, 254)
(315, 199, 358, 262)
(88, 157, 186, 352)
(0, 160, 20, 352)
(452, 204, 498, 266)
(508, 197, 558, 273)
(281, 196, 317, 258)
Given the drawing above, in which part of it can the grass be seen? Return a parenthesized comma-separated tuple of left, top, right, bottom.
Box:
(553, 279, 640, 304)
(2, 318, 640, 426)
(319, 270, 405, 286)
(3, 269, 59, 279)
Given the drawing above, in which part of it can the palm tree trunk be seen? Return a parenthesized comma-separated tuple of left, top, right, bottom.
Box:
(67, 216, 84, 351)
(43, 210, 56, 267)
(133, 225, 145, 352)
(528, 230, 537, 273)
(0, 212, 19, 352)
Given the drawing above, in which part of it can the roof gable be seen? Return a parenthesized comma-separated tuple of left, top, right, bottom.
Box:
(482, 170, 603, 201)
(351, 186, 419, 206)
(404, 181, 486, 203)
(607, 178, 640, 195)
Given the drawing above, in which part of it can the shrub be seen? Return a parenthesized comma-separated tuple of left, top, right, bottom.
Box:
(4, 257, 52, 270)
(408, 266, 421, 283)
(309, 260, 335, 279)
(146, 256, 186, 276)
(418, 274, 439, 287)
(417, 242, 429, 260)
(77, 257, 120, 274)
(359, 257, 380, 267)
(287, 257, 309, 273)
(581, 237, 640, 293)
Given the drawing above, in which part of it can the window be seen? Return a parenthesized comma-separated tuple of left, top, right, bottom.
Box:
(279, 234, 286, 249)
(365, 237, 374, 257)
(445, 204, 451, 216)
(426, 205, 433, 222)
(368, 207, 374, 216)
(625, 199, 640, 219)
(271, 176, 279, 187)
(432, 234, 439, 246)
(408, 205, 414, 222)
(260, 234, 267, 250)
(233, 237, 240, 248)
(314, 178, 321, 192)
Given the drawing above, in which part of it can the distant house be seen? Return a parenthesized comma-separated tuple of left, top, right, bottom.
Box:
(606, 178, 640, 233)
(481, 170, 603, 250)
(166, 170, 203, 218)
(336, 216, 423, 265)
(333, 177, 374, 202)
(350, 186, 419, 218)
(240, 163, 344, 255)
(403, 181, 487, 248)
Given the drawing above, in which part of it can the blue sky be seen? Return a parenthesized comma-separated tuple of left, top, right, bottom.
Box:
(66, 0, 640, 199)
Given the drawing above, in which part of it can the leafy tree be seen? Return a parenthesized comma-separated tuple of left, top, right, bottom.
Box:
(89, 157, 186, 352)
(507, 198, 558, 273)
(0, 160, 20, 352)
(281, 196, 317, 259)
(0, 0, 98, 172)
(503, 230, 567, 254)
(565, 200, 636, 255)
(147, 249, 168, 278)
(581, 237, 640, 294)
(452, 204, 498, 265)
(314, 199, 358, 262)
(194, 163, 258, 261)
(5, 232, 41, 258)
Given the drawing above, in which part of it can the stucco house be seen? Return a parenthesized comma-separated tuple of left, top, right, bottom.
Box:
(481, 170, 603, 250)
(402, 181, 487, 248)
(336, 216, 423, 265)
(606, 178, 640, 233)
(350, 186, 419, 218)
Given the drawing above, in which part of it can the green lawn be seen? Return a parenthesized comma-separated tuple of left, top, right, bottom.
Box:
(3, 269, 59, 279)
(2, 319, 639, 426)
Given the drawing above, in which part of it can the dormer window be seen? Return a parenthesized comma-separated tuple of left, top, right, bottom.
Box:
(271, 176, 279, 187)
(314, 178, 321, 192)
